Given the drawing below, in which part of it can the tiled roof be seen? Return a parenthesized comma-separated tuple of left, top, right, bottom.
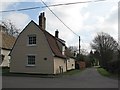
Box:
(32, 21, 74, 59)
(43, 30, 66, 59)
(30, 21, 66, 59)
(0, 31, 16, 50)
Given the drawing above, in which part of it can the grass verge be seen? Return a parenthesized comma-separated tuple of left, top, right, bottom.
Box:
(97, 68, 111, 77)
(2, 67, 84, 78)
(97, 67, 119, 79)
(63, 69, 84, 76)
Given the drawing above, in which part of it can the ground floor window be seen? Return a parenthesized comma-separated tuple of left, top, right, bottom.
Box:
(27, 55, 35, 65)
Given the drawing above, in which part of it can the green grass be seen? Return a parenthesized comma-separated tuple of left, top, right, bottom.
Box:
(97, 67, 120, 80)
(63, 69, 84, 76)
(2, 67, 84, 77)
(97, 68, 111, 77)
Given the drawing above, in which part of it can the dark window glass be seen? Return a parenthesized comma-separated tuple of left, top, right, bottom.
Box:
(28, 56, 35, 65)
(28, 35, 36, 45)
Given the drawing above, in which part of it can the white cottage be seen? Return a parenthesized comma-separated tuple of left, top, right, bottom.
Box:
(10, 12, 75, 74)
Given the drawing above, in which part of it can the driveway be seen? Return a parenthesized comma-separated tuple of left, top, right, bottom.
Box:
(2, 68, 118, 88)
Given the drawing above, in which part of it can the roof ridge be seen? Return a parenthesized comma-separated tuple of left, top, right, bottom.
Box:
(31, 20, 66, 44)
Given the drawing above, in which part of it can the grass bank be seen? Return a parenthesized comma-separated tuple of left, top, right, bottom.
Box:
(97, 67, 119, 79)
(97, 68, 111, 77)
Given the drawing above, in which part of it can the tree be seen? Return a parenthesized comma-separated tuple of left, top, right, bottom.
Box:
(93, 50, 100, 66)
(76, 53, 84, 61)
(91, 32, 118, 69)
(1, 20, 20, 37)
(68, 46, 78, 57)
(89, 50, 95, 66)
(80, 49, 89, 55)
(68, 46, 78, 53)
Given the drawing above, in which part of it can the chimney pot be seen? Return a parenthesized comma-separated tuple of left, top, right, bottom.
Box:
(55, 30, 59, 38)
(42, 12, 45, 16)
(39, 12, 46, 30)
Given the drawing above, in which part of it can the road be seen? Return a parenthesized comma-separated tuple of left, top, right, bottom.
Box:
(2, 68, 118, 88)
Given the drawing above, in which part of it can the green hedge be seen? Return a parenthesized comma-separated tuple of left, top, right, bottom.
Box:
(97, 68, 111, 77)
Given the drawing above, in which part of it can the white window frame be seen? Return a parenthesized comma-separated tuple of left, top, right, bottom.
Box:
(27, 34, 36, 46)
(26, 55, 36, 66)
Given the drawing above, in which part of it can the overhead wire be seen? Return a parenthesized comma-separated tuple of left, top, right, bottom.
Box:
(0, 0, 107, 13)
(1, 6, 41, 13)
(41, 0, 80, 37)
(41, 0, 89, 52)
(1, 0, 107, 50)
(41, 0, 106, 8)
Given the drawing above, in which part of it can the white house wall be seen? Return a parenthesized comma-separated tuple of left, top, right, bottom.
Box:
(0, 49, 10, 67)
(54, 57, 67, 74)
(10, 21, 54, 74)
(67, 58, 75, 71)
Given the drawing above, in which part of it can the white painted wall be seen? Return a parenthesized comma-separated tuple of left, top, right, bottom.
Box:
(54, 57, 67, 74)
(0, 49, 10, 67)
(67, 58, 75, 71)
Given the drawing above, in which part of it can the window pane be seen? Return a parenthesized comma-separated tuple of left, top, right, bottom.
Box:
(28, 35, 36, 45)
(28, 56, 35, 65)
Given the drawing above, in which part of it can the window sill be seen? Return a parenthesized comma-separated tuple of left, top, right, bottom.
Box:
(26, 65, 36, 67)
(27, 44, 37, 47)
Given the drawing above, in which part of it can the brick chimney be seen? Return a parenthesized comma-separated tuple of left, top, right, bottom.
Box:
(55, 30, 59, 38)
(39, 12, 46, 30)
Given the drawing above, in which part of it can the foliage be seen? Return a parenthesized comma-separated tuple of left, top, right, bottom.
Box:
(80, 49, 89, 55)
(91, 32, 118, 68)
(76, 54, 85, 61)
(68, 46, 88, 55)
(89, 50, 95, 66)
(63, 69, 82, 76)
(97, 67, 111, 77)
(68, 46, 78, 57)
(1, 20, 20, 37)
(68, 46, 78, 53)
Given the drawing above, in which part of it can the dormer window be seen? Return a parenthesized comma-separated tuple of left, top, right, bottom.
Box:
(28, 35, 36, 45)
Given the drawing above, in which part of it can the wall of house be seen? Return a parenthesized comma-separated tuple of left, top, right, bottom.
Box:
(0, 49, 10, 67)
(53, 57, 67, 74)
(67, 58, 75, 71)
(10, 21, 54, 74)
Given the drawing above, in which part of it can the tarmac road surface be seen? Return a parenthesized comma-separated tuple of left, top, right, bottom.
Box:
(2, 68, 118, 88)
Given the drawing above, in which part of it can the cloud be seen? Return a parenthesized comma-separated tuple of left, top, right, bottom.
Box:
(0, 0, 31, 31)
(0, 0, 40, 12)
(98, 7, 118, 41)
(1, 0, 118, 52)
(43, 0, 88, 47)
(39, 0, 118, 52)
(0, 0, 27, 20)
(3, 12, 31, 30)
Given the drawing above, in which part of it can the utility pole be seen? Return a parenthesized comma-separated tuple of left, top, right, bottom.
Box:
(79, 36, 81, 55)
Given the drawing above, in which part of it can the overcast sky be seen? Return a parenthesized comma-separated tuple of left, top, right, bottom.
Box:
(0, 0, 119, 52)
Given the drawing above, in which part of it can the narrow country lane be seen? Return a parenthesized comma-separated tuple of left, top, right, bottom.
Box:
(62, 67, 118, 88)
(2, 68, 118, 88)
